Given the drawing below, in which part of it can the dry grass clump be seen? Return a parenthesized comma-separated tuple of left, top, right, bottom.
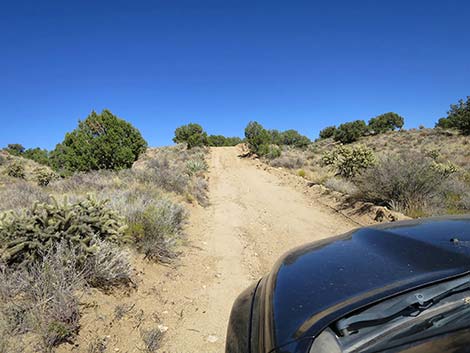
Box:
(324, 177, 359, 196)
(140, 327, 164, 353)
(0, 180, 49, 212)
(269, 148, 308, 169)
(354, 152, 465, 217)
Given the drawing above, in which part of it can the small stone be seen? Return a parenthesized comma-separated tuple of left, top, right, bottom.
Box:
(206, 335, 219, 343)
(158, 324, 169, 333)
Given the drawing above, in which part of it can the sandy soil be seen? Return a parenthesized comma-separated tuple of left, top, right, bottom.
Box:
(59, 146, 359, 353)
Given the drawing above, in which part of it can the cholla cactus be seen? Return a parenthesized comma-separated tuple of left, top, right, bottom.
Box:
(0, 195, 127, 266)
(431, 161, 459, 177)
(6, 162, 25, 179)
(34, 167, 58, 186)
(321, 144, 376, 178)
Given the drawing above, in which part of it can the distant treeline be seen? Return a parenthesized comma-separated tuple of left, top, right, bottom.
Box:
(3, 96, 469, 173)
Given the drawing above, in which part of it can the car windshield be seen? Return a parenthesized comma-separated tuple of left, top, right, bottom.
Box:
(334, 275, 470, 353)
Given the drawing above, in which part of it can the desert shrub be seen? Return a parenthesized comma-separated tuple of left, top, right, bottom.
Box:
(259, 144, 282, 159)
(6, 162, 25, 179)
(0, 195, 126, 266)
(84, 239, 132, 289)
(268, 129, 283, 145)
(140, 327, 164, 353)
(368, 112, 404, 134)
(324, 177, 359, 196)
(126, 198, 188, 263)
(333, 120, 368, 144)
(270, 154, 304, 169)
(4, 144, 25, 156)
(189, 177, 209, 206)
(355, 153, 456, 215)
(0, 181, 49, 212)
(321, 144, 376, 178)
(23, 148, 50, 166)
(50, 109, 147, 174)
(297, 169, 306, 178)
(280, 129, 311, 148)
(245, 121, 270, 155)
(319, 126, 336, 139)
(186, 158, 208, 176)
(173, 123, 208, 149)
(0, 154, 6, 166)
(207, 135, 242, 146)
(142, 158, 190, 195)
(34, 167, 57, 187)
(436, 96, 470, 135)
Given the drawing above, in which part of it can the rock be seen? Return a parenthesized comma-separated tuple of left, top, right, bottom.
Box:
(206, 335, 219, 343)
(158, 324, 169, 333)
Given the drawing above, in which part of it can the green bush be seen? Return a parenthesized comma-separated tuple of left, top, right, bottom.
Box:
(0, 195, 126, 266)
(128, 199, 187, 263)
(368, 112, 404, 134)
(319, 126, 336, 139)
(258, 144, 282, 159)
(333, 120, 368, 144)
(50, 110, 147, 174)
(322, 144, 376, 178)
(6, 162, 25, 179)
(173, 123, 208, 149)
(435, 96, 470, 135)
(4, 144, 25, 156)
(244, 121, 270, 155)
(207, 135, 242, 147)
(23, 148, 50, 166)
(280, 129, 311, 148)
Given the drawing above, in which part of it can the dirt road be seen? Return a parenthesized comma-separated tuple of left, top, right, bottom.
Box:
(161, 146, 358, 352)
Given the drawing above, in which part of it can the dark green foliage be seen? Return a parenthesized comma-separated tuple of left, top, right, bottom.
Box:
(244, 121, 271, 155)
(268, 129, 283, 145)
(207, 135, 242, 147)
(258, 144, 282, 159)
(6, 162, 25, 179)
(3, 145, 50, 166)
(173, 123, 208, 149)
(333, 120, 368, 144)
(5, 144, 25, 156)
(319, 126, 336, 139)
(435, 117, 454, 129)
(280, 129, 311, 148)
(50, 110, 147, 174)
(0, 195, 126, 266)
(23, 148, 50, 166)
(436, 97, 470, 135)
(368, 112, 404, 134)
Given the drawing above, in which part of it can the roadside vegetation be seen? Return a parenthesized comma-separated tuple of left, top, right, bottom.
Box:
(251, 97, 470, 218)
(0, 111, 209, 351)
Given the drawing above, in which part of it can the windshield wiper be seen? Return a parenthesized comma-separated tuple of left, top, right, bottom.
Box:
(337, 275, 470, 335)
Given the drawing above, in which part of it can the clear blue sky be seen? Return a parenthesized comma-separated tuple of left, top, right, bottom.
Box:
(1, 0, 469, 149)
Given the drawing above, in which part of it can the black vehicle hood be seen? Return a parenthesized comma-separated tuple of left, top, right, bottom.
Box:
(261, 216, 470, 352)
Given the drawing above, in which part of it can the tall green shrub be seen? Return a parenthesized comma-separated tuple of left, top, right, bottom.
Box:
(173, 123, 208, 149)
(436, 96, 470, 135)
(319, 126, 336, 139)
(368, 112, 404, 134)
(333, 120, 368, 144)
(244, 121, 270, 155)
(50, 110, 147, 174)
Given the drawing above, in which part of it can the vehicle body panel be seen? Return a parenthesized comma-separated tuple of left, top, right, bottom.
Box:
(227, 216, 470, 353)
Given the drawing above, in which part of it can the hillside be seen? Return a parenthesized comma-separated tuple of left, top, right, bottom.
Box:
(266, 128, 470, 218)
